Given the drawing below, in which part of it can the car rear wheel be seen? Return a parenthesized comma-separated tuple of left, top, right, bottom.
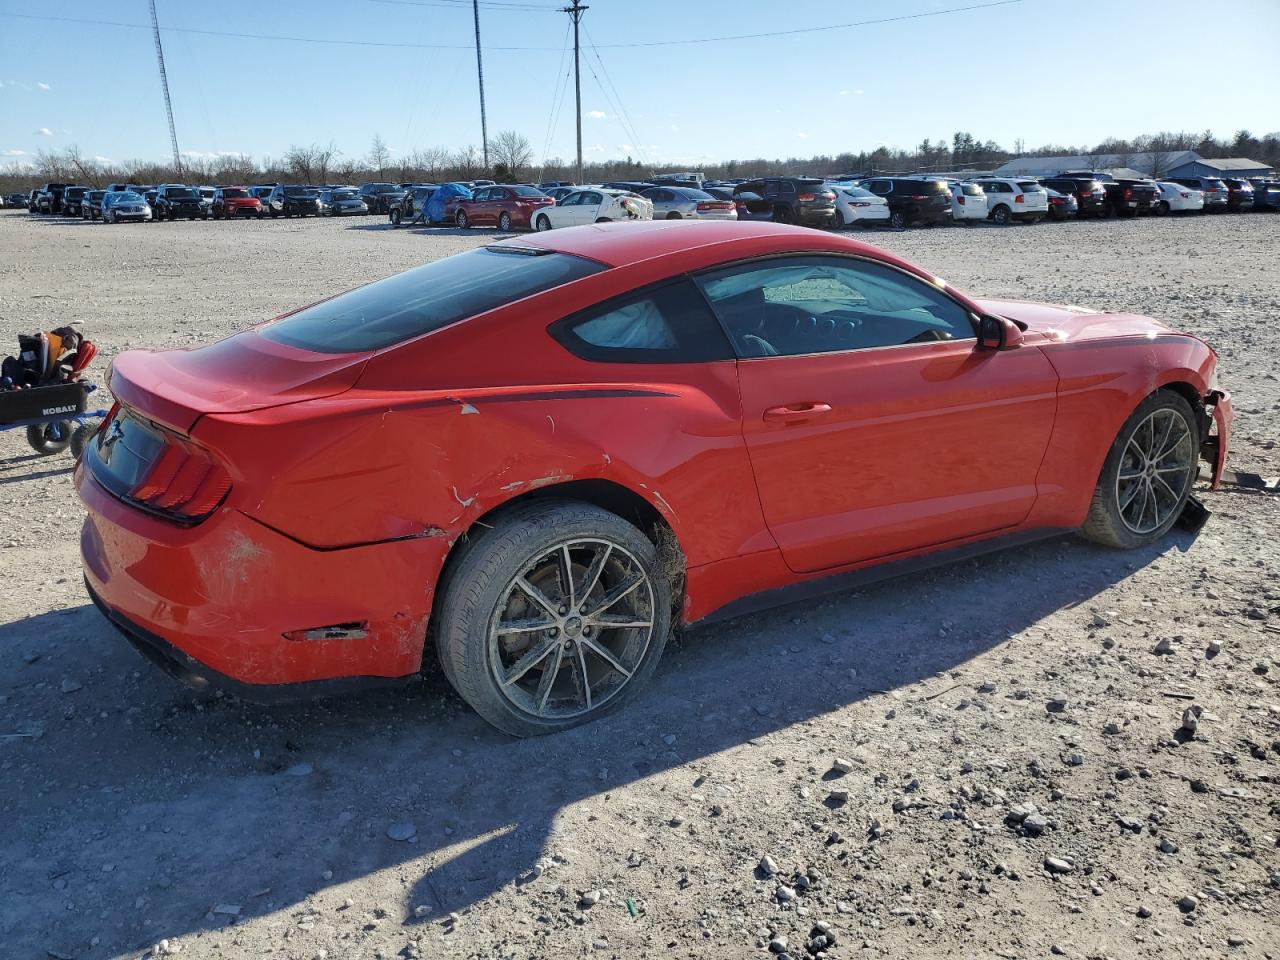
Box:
(666, 212, 682, 220)
(435, 501, 672, 737)
(1157, 201, 1170, 215)
(1080, 391, 1199, 549)
(498, 211, 513, 231)
(889, 210, 906, 230)
(390, 208, 402, 226)
(991, 205, 1011, 226)
(535, 214, 552, 231)
(456, 210, 470, 229)
(834, 209, 848, 229)
(772, 205, 792, 224)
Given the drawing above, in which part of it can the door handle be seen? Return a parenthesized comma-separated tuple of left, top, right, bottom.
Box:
(763, 402, 832, 422)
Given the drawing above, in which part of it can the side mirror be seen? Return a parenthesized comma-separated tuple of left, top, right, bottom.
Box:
(978, 314, 1024, 351)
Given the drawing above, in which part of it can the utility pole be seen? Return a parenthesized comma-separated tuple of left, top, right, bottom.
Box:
(561, 0, 588, 184)
(473, 0, 489, 170)
(149, 0, 182, 174)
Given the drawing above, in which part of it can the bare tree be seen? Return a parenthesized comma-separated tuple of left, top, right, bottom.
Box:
(451, 144, 484, 179)
(367, 135, 391, 179)
(283, 144, 318, 184)
(487, 131, 533, 178)
(315, 141, 339, 184)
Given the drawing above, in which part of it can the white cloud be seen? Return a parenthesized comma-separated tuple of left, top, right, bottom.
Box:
(839, 90, 849, 96)
(93, 155, 111, 163)
(34, 127, 52, 137)
(797, 132, 809, 139)
(37, 81, 50, 90)
(856, 89, 864, 95)
(586, 109, 607, 120)
(3, 149, 27, 156)
(585, 143, 606, 153)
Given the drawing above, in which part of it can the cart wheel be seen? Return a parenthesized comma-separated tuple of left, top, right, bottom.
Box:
(26, 421, 73, 455)
(70, 423, 96, 460)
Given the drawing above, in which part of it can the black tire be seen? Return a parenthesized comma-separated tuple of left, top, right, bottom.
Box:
(666, 211, 682, 220)
(26, 421, 73, 455)
(1157, 201, 1170, 216)
(991, 204, 1011, 226)
(535, 214, 552, 231)
(772, 205, 793, 224)
(498, 211, 512, 231)
(889, 210, 906, 230)
(833, 209, 848, 229)
(390, 208, 402, 226)
(1080, 390, 1200, 549)
(435, 501, 673, 737)
(456, 210, 470, 229)
(70, 423, 95, 460)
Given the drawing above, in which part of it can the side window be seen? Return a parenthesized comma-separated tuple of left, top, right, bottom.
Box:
(582, 192, 603, 206)
(780, 181, 796, 194)
(696, 256, 975, 360)
(551, 279, 733, 364)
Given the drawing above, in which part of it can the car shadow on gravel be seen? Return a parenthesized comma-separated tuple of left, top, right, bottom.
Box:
(344, 222, 518, 239)
(0, 529, 1196, 957)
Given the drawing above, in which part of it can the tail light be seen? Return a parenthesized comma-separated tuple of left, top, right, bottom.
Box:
(1181, 192, 1191, 198)
(853, 201, 870, 208)
(1014, 194, 1024, 203)
(1123, 188, 1133, 199)
(956, 196, 965, 205)
(797, 193, 815, 201)
(128, 431, 232, 521)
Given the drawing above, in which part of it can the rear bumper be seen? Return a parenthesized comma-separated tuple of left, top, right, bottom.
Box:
(77, 466, 444, 689)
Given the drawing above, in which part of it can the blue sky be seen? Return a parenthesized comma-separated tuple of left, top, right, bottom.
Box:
(1, 0, 1278, 170)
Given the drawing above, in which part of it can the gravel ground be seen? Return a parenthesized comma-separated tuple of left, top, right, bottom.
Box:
(0, 210, 1276, 960)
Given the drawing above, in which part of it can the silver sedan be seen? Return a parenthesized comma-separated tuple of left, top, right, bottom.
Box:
(641, 186, 738, 221)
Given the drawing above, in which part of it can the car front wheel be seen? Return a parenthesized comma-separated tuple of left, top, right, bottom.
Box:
(435, 501, 672, 737)
(1080, 391, 1199, 549)
(498, 211, 512, 231)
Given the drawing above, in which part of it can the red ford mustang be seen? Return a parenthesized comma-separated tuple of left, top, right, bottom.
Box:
(76, 221, 1232, 736)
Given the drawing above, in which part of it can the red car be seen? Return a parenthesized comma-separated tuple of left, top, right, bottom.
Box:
(76, 222, 1232, 736)
(211, 186, 263, 219)
(456, 184, 554, 231)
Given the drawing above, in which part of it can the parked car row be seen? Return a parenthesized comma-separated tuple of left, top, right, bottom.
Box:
(10, 172, 1279, 232)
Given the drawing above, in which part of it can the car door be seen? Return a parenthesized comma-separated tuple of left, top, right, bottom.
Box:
(696, 255, 1059, 573)
(576, 191, 604, 225)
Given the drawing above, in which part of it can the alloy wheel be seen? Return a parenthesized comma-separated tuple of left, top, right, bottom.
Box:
(487, 538, 656, 721)
(1115, 407, 1194, 535)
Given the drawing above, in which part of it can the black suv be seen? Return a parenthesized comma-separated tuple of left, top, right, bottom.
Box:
(733, 177, 836, 228)
(265, 184, 321, 217)
(35, 182, 73, 214)
(153, 184, 208, 220)
(358, 182, 406, 215)
(60, 186, 90, 217)
(1041, 176, 1109, 218)
(1220, 178, 1254, 212)
(1168, 176, 1229, 212)
(1101, 178, 1157, 218)
(859, 177, 952, 228)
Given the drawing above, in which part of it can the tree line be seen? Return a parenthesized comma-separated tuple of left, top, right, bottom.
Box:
(3, 128, 1276, 194)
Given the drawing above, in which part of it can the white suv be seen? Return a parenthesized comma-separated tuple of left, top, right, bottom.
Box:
(966, 177, 1049, 225)
(948, 180, 988, 223)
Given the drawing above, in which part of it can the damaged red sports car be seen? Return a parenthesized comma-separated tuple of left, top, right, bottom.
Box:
(77, 221, 1232, 735)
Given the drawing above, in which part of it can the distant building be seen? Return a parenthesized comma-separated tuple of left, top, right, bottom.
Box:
(1165, 156, 1274, 179)
(994, 150, 1272, 180)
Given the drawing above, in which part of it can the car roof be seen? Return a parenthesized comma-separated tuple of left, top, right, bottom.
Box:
(489, 220, 972, 295)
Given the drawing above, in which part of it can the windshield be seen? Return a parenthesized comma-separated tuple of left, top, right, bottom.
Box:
(333, 189, 357, 199)
(261, 247, 607, 353)
(1017, 181, 1045, 191)
(166, 188, 198, 199)
(283, 186, 311, 197)
(221, 188, 248, 199)
(115, 192, 143, 202)
(367, 183, 398, 194)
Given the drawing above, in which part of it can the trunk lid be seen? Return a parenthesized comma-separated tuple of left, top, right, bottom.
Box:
(110, 331, 370, 433)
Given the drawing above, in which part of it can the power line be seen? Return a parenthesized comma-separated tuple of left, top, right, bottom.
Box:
(583, 27, 646, 166)
(539, 22, 573, 169)
(0, 1, 1026, 51)
(370, 0, 559, 11)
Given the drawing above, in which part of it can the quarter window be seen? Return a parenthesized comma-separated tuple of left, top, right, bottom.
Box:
(696, 256, 975, 359)
(551, 279, 733, 364)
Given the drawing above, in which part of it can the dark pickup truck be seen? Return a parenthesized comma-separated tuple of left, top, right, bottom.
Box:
(1103, 178, 1157, 218)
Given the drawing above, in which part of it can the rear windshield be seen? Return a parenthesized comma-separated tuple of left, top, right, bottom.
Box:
(510, 185, 545, 197)
(676, 188, 715, 200)
(959, 183, 984, 196)
(907, 180, 950, 194)
(260, 247, 607, 353)
(1017, 181, 1044, 191)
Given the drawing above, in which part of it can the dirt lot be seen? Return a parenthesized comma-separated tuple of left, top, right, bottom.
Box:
(0, 210, 1276, 960)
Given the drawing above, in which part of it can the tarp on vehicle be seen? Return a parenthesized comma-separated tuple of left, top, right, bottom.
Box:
(426, 182, 472, 223)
